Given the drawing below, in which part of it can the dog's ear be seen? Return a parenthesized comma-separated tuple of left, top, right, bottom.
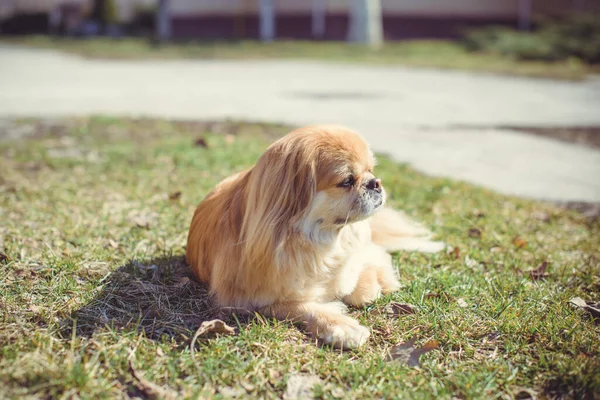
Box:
(241, 139, 317, 267)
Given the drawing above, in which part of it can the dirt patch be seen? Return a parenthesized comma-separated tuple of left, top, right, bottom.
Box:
(506, 126, 600, 150)
(447, 124, 600, 149)
(557, 201, 600, 223)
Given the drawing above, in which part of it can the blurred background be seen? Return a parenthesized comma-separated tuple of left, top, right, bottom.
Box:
(1, 0, 599, 48)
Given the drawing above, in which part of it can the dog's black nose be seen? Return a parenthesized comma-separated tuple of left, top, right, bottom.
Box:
(366, 178, 382, 193)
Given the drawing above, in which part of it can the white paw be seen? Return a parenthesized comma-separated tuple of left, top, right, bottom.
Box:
(343, 282, 382, 307)
(393, 238, 446, 253)
(417, 240, 446, 253)
(320, 321, 370, 350)
(380, 278, 401, 294)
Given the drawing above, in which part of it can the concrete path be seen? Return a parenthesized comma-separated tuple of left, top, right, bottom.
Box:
(1, 45, 599, 202)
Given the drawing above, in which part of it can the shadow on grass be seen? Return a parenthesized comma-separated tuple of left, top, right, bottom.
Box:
(67, 255, 227, 341)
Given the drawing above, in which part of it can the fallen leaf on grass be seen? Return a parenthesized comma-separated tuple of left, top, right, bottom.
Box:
(526, 261, 549, 281)
(452, 246, 460, 259)
(513, 236, 527, 249)
(468, 228, 482, 238)
(192, 319, 236, 340)
(383, 302, 418, 317)
(283, 374, 323, 400)
(386, 337, 439, 367)
(472, 210, 486, 218)
(175, 277, 190, 286)
(569, 297, 600, 320)
(129, 359, 178, 400)
(193, 137, 209, 148)
(456, 298, 468, 308)
(189, 319, 237, 380)
(168, 191, 181, 201)
(446, 246, 460, 260)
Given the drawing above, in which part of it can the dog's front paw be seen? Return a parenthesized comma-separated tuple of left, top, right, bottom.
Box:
(314, 316, 370, 350)
(391, 238, 446, 253)
(420, 240, 446, 253)
(343, 281, 382, 307)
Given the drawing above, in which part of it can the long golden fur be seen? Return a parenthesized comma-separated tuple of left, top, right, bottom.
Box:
(186, 125, 444, 349)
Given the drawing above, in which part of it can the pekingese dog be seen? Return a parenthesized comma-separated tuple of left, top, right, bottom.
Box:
(186, 125, 444, 349)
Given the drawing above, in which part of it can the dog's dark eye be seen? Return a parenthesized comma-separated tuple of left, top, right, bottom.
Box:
(337, 175, 355, 188)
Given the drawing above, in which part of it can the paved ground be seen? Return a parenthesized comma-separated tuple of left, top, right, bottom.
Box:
(1, 45, 600, 202)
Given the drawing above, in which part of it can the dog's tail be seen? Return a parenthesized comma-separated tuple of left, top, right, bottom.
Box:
(370, 207, 445, 253)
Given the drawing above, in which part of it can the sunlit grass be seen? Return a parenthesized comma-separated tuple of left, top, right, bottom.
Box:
(3, 36, 597, 80)
(0, 117, 598, 398)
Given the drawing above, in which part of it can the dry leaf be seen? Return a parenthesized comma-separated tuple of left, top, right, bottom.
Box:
(129, 359, 178, 400)
(175, 277, 190, 286)
(468, 228, 482, 238)
(192, 319, 235, 340)
(451, 246, 460, 260)
(384, 302, 418, 316)
(569, 297, 587, 307)
(457, 298, 468, 308)
(569, 297, 600, 320)
(189, 320, 236, 383)
(472, 210, 486, 218)
(194, 137, 209, 148)
(283, 374, 323, 400)
(386, 337, 439, 367)
(168, 191, 182, 201)
(513, 236, 527, 249)
(526, 261, 549, 281)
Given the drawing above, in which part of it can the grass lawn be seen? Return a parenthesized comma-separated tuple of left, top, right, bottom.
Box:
(0, 117, 599, 399)
(3, 36, 597, 81)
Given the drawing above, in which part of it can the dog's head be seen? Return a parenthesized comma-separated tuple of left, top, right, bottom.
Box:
(243, 125, 385, 247)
